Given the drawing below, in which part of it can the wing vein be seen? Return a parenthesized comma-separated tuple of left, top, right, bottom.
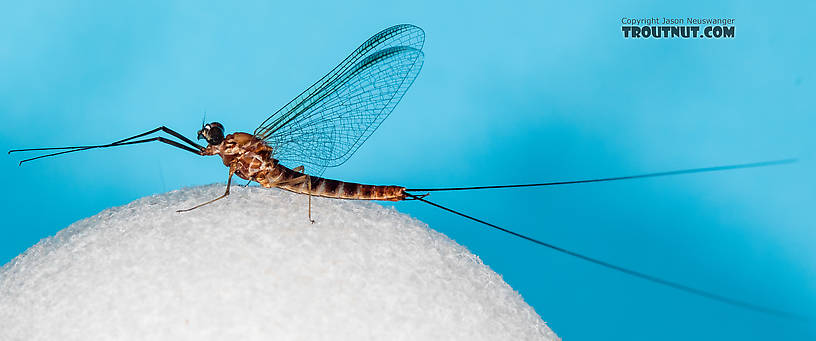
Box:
(253, 24, 425, 176)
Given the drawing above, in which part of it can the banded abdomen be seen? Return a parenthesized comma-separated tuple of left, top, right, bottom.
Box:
(259, 163, 406, 201)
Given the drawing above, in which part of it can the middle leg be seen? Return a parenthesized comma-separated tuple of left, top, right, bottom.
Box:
(177, 168, 236, 212)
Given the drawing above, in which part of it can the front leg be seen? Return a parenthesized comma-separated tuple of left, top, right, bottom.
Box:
(177, 167, 236, 212)
(10, 126, 205, 165)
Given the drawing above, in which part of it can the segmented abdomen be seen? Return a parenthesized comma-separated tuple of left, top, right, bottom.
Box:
(259, 164, 405, 201)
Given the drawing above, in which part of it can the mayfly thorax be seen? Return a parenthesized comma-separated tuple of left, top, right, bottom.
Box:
(9, 24, 800, 319)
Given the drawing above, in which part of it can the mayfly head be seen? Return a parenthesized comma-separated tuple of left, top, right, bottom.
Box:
(197, 122, 225, 146)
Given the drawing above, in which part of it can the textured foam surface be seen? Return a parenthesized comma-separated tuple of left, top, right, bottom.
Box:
(0, 185, 558, 340)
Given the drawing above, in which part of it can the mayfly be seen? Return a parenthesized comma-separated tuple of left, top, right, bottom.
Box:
(9, 24, 799, 319)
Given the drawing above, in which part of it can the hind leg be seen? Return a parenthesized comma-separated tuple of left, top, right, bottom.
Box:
(306, 175, 314, 224)
(273, 173, 315, 223)
(292, 166, 314, 223)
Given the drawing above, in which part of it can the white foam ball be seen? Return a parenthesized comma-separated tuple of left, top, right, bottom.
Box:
(0, 185, 559, 340)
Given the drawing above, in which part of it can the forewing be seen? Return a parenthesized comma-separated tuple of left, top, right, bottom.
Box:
(254, 24, 424, 176)
(265, 47, 423, 176)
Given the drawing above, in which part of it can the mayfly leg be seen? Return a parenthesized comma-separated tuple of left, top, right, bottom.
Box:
(291, 165, 315, 224)
(271, 165, 315, 223)
(9, 126, 205, 164)
(306, 175, 314, 224)
(177, 168, 236, 212)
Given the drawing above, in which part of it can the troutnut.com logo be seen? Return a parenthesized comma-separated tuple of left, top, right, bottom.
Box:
(621, 17, 735, 39)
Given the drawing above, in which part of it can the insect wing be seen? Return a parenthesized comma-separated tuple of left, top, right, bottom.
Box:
(254, 24, 424, 175)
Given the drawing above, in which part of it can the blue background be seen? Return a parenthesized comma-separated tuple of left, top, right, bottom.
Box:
(2, 1, 814, 340)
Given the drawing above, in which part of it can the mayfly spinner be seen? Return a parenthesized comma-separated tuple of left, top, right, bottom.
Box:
(9, 24, 798, 319)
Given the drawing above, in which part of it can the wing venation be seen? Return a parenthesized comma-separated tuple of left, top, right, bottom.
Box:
(253, 24, 424, 176)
